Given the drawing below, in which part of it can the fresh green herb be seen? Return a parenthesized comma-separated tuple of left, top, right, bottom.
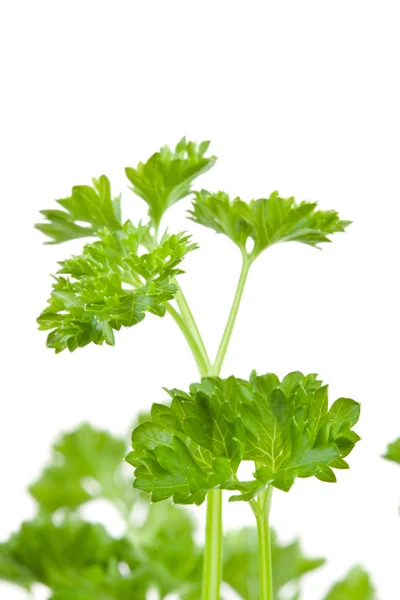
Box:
(127, 372, 360, 504)
(37, 224, 196, 352)
(34, 138, 359, 599)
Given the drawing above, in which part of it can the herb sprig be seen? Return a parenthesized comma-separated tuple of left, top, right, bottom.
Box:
(33, 138, 360, 600)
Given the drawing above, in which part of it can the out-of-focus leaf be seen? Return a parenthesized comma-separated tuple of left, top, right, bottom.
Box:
(323, 566, 375, 600)
(128, 501, 201, 597)
(223, 527, 325, 600)
(0, 545, 35, 589)
(126, 138, 216, 229)
(383, 437, 400, 465)
(132, 502, 200, 587)
(29, 424, 133, 515)
(0, 517, 143, 596)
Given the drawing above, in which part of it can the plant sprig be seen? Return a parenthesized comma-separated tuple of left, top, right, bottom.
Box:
(34, 138, 357, 600)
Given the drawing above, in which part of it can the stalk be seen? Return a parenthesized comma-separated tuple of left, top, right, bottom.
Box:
(165, 304, 209, 377)
(202, 489, 223, 600)
(212, 254, 251, 375)
(174, 280, 211, 369)
(252, 486, 274, 600)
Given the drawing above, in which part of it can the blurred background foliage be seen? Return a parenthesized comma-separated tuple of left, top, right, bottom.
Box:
(0, 423, 375, 599)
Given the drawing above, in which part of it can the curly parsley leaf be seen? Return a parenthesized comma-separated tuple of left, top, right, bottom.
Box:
(35, 175, 122, 244)
(127, 372, 360, 504)
(125, 138, 217, 230)
(223, 527, 325, 600)
(323, 566, 376, 600)
(189, 190, 350, 260)
(29, 424, 133, 515)
(37, 223, 196, 352)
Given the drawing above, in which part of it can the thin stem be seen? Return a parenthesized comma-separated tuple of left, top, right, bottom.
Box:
(202, 489, 223, 600)
(212, 254, 251, 375)
(252, 486, 274, 600)
(165, 304, 209, 377)
(174, 280, 211, 370)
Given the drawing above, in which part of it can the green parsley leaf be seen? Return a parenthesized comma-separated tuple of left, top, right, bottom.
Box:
(126, 138, 217, 230)
(323, 566, 376, 600)
(35, 175, 122, 244)
(29, 424, 133, 515)
(383, 437, 400, 465)
(223, 527, 325, 600)
(189, 190, 350, 260)
(127, 372, 360, 504)
(37, 223, 196, 352)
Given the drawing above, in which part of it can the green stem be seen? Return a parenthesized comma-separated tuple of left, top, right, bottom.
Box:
(165, 304, 209, 377)
(252, 486, 274, 600)
(174, 281, 211, 370)
(212, 254, 251, 375)
(202, 489, 223, 600)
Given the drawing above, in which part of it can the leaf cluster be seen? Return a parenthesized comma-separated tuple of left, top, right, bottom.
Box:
(37, 222, 196, 352)
(189, 190, 350, 260)
(36, 138, 216, 353)
(128, 371, 360, 504)
(36, 138, 350, 355)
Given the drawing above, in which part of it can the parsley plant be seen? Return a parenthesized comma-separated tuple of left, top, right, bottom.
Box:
(34, 138, 360, 600)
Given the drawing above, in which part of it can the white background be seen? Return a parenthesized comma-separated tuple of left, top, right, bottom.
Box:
(1, 2, 400, 599)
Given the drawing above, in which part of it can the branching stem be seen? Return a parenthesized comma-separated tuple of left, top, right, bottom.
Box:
(165, 256, 252, 600)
